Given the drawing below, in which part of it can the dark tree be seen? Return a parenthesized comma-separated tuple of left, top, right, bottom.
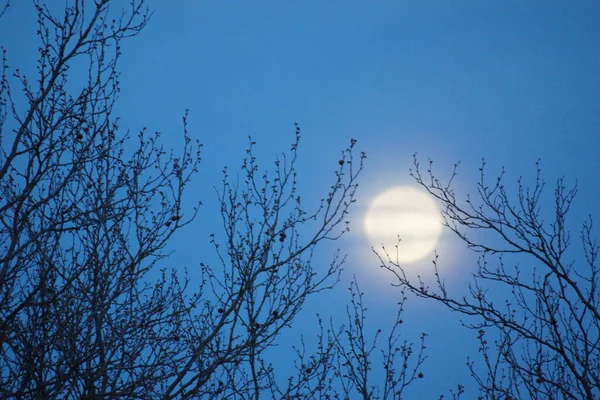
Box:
(265, 277, 427, 400)
(378, 155, 600, 399)
(0, 1, 428, 399)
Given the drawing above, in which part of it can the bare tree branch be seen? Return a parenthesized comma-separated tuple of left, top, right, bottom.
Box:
(378, 155, 600, 399)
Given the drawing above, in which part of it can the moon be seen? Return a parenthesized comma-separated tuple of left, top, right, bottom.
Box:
(363, 186, 443, 263)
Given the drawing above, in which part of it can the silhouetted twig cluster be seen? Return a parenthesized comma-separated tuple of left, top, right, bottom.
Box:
(0, 2, 430, 399)
(377, 154, 599, 399)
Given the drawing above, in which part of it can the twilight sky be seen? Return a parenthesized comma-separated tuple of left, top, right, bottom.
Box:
(2, 1, 599, 397)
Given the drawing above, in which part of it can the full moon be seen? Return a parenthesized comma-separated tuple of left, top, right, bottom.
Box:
(364, 186, 443, 263)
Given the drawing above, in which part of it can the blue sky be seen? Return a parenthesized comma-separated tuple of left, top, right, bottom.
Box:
(3, 1, 600, 397)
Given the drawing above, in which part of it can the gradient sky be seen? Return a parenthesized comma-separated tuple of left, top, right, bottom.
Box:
(3, 1, 600, 397)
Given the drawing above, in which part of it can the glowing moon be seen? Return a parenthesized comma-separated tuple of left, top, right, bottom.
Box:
(364, 186, 442, 263)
